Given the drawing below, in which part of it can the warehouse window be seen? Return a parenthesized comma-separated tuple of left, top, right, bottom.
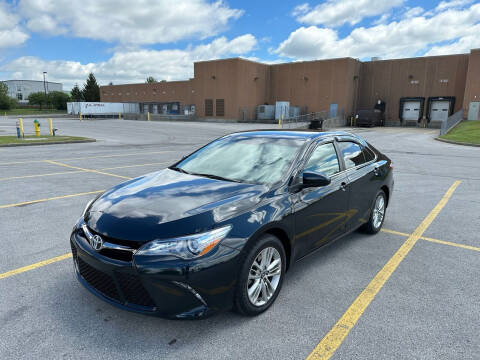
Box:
(216, 99, 225, 117)
(205, 99, 213, 116)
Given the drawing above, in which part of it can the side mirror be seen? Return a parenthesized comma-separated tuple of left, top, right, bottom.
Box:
(302, 172, 331, 188)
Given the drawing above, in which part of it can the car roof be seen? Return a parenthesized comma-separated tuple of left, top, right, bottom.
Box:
(226, 129, 365, 144)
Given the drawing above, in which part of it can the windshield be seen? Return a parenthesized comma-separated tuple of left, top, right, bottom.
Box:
(173, 135, 305, 185)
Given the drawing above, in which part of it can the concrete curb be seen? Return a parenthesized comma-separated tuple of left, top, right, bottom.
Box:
(434, 137, 480, 147)
(0, 139, 96, 147)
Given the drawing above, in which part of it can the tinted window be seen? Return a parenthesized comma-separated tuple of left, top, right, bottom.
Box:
(338, 142, 365, 169)
(304, 143, 340, 176)
(363, 146, 375, 162)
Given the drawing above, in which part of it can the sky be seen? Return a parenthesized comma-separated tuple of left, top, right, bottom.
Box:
(0, 0, 479, 90)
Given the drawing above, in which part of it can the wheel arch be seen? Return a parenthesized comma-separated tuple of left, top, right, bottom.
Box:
(246, 224, 293, 272)
(381, 185, 390, 207)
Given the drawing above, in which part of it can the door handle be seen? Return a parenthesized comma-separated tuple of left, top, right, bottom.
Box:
(340, 182, 347, 191)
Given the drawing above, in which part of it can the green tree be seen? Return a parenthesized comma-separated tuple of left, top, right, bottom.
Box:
(146, 76, 157, 83)
(28, 92, 48, 109)
(49, 91, 70, 110)
(82, 73, 100, 101)
(0, 82, 11, 110)
(71, 83, 83, 101)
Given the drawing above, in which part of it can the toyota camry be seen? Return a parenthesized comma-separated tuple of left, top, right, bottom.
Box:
(70, 130, 393, 319)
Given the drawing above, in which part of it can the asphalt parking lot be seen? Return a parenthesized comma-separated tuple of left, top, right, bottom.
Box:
(1, 118, 479, 359)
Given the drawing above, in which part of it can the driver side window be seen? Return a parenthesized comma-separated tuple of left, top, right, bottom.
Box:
(304, 143, 340, 177)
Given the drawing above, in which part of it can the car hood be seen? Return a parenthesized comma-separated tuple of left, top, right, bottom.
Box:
(86, 168, 267, 242)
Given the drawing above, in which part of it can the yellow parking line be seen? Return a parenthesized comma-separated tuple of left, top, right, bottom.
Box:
(45, 160, 132, 180)
(100, 161, 169, 171)
(421, 236, 480, 252)
(0, 150, 172, 166)
(306, 180, 461, 360)
(381, 228, 410, 237)
(0, 170, 84, 181)
(0, 189, 105, 209)
(382, 228, 480, 253)
(0, 161, 169, 181)
(0, 253, 72, 280)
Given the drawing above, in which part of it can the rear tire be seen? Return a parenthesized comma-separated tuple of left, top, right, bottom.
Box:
(234, 234, 286, 316)
(362, 190, 386, 234)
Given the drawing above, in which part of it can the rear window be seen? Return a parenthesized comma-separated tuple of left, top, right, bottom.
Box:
(337, 142, 365, 169)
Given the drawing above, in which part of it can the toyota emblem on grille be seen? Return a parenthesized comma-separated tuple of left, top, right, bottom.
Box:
(90, 235, 104, 251)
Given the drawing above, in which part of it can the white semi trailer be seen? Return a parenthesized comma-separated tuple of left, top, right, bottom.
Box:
(67, 102, 139, 116)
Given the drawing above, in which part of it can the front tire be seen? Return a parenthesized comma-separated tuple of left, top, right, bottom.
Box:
(234, 234, 286, 316)
(362, 190, 386, 234)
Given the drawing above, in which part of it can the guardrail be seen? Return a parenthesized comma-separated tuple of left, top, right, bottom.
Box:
(280, 110, 345, 130)
(440, 109, 463, 135)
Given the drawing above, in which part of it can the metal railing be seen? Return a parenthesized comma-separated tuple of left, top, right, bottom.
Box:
(440, 109, 463, 135)
(280, 111, 329, 129)
(280, 109, 346, 130)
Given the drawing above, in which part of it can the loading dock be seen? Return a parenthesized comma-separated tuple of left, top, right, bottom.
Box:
(426, 97, 455, 126)
(399, 97, 425, 125)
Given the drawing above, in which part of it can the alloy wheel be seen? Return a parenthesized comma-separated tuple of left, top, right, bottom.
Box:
(247, 246, 282, 307)
(372, 194, 385, 229)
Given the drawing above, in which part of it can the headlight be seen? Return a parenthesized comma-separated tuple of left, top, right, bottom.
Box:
(135, 225, 232, 259)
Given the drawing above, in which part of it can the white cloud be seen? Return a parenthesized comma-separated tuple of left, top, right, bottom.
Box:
(277, 3, 480, 60)
(436, 0, 474, 11)
(293, 0, 405, 27)
(1, 34, 257, 89)
(372, 13, 392, 25)
(403, 7, 424, 18)
(18, 0, 243, 44)
(0, 1, 29, 48)
(425, 30, 480, 55)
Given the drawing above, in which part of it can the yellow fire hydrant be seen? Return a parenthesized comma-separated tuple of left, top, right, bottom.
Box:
(34, 119, 41, 136)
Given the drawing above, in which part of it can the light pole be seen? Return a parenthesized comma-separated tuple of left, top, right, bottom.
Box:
(43, 72, 47, 96)
(43, 72, 48, 109)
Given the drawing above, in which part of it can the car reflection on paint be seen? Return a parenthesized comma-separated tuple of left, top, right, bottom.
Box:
(70, 130, 393, 318)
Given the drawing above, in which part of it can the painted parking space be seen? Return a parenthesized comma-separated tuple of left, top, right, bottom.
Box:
(0, 119, 479, 359)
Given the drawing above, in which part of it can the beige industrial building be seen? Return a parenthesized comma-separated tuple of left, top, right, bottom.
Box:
(100, 48, 480, 125)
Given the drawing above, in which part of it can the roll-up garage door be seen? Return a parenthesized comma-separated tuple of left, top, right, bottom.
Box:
(429, 101, 450, 122)
(402, 101, 421, 121)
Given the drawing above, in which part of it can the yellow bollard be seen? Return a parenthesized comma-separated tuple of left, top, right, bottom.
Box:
(119, 112, 121, 119)
(80, 112, 82, 121)
(18, 118, 24, 137)
(147, 112, 150, 121)
(49, 118, 53, 136)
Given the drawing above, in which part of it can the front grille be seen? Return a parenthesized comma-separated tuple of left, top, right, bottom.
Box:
(81, 226, 141, 262)
(116, 272, 156, 308)
(77, 257, 120, 301)
(99, 248, 133, 262)
(86, 226, 143, 249)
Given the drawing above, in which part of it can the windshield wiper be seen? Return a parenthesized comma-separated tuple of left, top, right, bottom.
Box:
(190, 172, 241, 183)
(169, 166, 190, 174)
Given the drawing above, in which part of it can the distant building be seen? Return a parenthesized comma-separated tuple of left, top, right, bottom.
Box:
(1, 80, 63, 104)
(101, 48, 480, 124)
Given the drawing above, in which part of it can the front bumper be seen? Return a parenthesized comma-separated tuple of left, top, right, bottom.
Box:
(70, 228, 242, 319)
